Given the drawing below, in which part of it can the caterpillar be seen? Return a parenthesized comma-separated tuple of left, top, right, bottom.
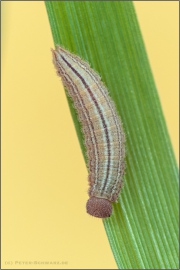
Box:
(52, 45, 125, 218)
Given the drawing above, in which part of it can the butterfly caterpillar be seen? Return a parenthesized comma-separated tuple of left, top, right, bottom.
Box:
(52, 46, 125, 218)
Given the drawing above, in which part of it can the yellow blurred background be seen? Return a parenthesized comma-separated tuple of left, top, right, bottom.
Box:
(2, 2, 178, 269)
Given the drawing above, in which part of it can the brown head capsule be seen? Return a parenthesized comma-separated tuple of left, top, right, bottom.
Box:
(86, 197, 112, 218)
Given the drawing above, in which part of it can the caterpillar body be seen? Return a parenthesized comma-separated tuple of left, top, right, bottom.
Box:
(52, 46, 125, 218)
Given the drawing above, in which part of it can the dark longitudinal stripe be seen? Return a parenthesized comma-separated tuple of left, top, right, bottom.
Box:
(61, 55, 111, 191)
(75, 61, 122, 194)
(57, 63, 99, 179)
(67, 53, 122, 197)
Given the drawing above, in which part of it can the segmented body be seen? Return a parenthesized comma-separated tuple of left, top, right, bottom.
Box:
(52, 46, 125, 218)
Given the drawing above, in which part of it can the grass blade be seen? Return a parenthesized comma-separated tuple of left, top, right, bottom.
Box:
(45, 2, 178, 269)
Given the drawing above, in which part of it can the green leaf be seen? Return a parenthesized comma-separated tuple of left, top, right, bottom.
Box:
(45, 2, 178, 269)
